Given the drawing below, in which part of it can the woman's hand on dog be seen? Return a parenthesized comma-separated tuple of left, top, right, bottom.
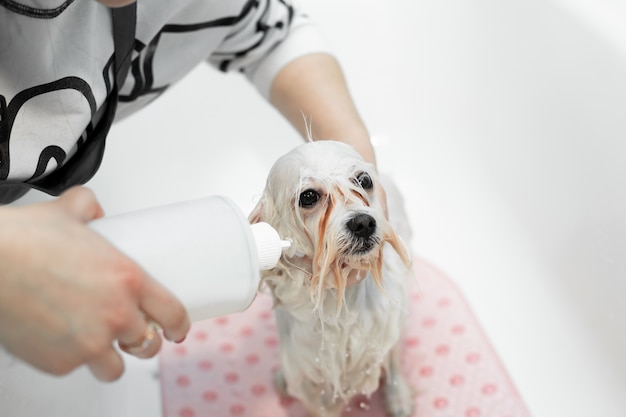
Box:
(0, 187, 190, 381)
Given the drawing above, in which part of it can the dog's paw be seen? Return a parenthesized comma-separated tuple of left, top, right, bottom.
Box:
(383, 376, 415, 417)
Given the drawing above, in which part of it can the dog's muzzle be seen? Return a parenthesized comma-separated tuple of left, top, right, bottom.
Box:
(346, 213, 378, 254)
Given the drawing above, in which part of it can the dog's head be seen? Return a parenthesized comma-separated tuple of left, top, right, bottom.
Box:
(250, 140, 410, 309)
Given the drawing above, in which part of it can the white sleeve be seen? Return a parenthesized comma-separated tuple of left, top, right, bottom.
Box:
(207, 0, 332, 100)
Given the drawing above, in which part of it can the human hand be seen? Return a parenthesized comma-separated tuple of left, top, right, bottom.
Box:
(0, 187, 190, 381)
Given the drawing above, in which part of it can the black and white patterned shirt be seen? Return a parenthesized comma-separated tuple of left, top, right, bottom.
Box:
(0, 0, 327, 185)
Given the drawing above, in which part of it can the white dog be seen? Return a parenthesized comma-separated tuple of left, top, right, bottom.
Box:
(250, 140, 415, 417)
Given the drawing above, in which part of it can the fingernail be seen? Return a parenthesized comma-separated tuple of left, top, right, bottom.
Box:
(162, 331, 177, 343)
(175, 336, 186, 344)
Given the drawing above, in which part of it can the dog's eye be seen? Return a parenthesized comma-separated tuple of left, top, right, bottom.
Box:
(299, 189, 320, 208)
(355, 172, 374, 190)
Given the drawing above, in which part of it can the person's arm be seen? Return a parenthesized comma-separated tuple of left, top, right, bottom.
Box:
(207, 0, 385, 205)
(0, 187, 190, 381)
(208, 0, 376, 166)
(269, 53, 377, 167)
(268, 52, 387, 215)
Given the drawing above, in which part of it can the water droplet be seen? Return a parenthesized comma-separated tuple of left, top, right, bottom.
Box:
(359, 401, 370, 410)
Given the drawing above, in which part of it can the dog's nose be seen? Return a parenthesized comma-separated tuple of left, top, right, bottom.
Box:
(347, 213, 377, 239)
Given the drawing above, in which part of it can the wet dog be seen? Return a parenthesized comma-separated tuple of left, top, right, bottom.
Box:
(250, 140, 414, 417)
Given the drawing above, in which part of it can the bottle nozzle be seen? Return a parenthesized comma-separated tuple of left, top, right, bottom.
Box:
(250, 222, 290, 270)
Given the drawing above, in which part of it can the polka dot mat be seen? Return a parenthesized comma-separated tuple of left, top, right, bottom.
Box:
(159, 257, 531, 417)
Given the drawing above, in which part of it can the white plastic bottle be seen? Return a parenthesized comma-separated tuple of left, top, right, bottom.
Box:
(89, 196, 289, 321)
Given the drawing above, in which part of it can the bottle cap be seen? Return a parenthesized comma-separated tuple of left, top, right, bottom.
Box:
(250, 222, 291, 270)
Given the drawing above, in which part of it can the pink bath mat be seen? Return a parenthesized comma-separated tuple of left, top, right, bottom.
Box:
(159, 257, 531, 417)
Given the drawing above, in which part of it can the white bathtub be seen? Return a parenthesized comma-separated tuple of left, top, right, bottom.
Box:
(3, 0, 625, 416)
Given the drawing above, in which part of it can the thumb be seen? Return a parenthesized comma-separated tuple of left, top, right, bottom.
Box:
(54, 186, 105, 223)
